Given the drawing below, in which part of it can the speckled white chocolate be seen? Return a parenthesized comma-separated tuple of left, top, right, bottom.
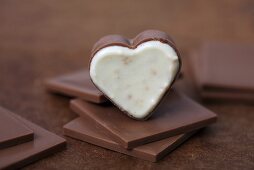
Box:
(90, 41, 179, 119)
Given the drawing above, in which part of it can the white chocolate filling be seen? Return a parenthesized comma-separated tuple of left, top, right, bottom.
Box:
(90, 41, 179, 119)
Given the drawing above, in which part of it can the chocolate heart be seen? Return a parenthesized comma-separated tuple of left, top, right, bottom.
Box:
(89, 30, 181, 119)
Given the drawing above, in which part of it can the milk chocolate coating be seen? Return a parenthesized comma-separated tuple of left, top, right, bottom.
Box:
(89, 30, 182, 120)
(91, 30, 179, 57)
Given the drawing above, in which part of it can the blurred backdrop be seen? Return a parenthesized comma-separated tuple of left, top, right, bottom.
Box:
(1, 0, 254, 65)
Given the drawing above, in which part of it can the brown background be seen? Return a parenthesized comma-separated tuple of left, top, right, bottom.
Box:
(0, 0, 254, 169)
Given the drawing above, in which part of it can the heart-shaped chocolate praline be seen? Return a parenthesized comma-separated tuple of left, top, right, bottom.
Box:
(89, 30, 181, 120)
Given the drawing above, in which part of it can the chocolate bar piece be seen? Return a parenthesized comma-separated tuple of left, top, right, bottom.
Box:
(0, 111, 66, 169)
(45, 70, 107, 103)
(189, 42, 254, 101)
(71, 91, 217, 149)
(89, 30, 182, 119)
(0, 107, 33, 149)
(64, 117, 197, 162)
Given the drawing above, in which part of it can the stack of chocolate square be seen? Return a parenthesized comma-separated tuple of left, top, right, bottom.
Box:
(46, 69, 217, 162)
(0, 107, 66, 169)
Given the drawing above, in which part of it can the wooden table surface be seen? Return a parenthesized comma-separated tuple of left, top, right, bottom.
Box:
(0, 0, 254, 169)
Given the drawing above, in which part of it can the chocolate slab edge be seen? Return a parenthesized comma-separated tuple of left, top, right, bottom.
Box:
(0, 133, 34, 150)
(155, 130, 197, 161)
(89, 30, 182, 120)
